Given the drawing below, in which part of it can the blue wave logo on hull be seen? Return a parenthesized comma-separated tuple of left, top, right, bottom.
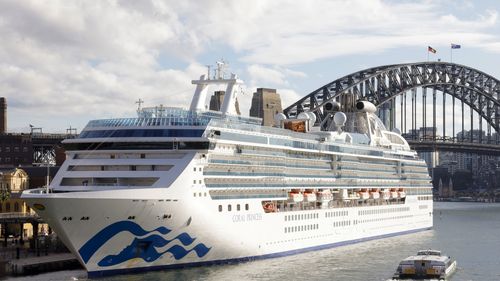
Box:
(78, 221, 211, 266)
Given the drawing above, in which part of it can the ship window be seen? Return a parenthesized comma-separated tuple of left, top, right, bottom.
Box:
(228, 204, 232, 212)
(140, 153, 145, 159)
(193, 167, 196, 172)
(193, 180, 196, 184)
(237, 204, 240, 211)
(131, 166, 137, 171)
(245, 204, 249, 210)
(193, 193, 196, 197)
(199, 192, 202, 197)
(218, 205, 222, 212)
(204, 192, 207, 197)
(198, 180, 202, 184)
(110, 154, 115, 159)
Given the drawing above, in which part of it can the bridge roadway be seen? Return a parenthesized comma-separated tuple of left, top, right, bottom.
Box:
(408, 140, 500, 155)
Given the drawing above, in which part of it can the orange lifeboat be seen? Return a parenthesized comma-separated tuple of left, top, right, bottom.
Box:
(303, 191, 317, 202)
(370, 189, 380, 200)
(288, 192, 304, 202)
(390, 188, 398, 199)
(398, 188, 406, 198)
(262, 202, 276, 213)
(358, 190, 370, 200)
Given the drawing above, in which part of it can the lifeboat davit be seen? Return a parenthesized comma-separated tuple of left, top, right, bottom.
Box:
(317, 190, 333, 201)
(381, 189, 391, 200)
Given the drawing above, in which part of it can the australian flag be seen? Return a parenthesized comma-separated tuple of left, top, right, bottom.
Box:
(451, 43, 461, 49)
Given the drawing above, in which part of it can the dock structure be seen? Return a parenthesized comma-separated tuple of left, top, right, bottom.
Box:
(5, 253, 80, 276)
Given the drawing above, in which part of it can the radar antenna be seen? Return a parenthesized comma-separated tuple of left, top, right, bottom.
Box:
(135, 98, 144, 112)
(215, 59, 228, 79)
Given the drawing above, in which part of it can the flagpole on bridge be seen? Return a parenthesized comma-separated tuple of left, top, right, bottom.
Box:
(450, 43, 461, 63)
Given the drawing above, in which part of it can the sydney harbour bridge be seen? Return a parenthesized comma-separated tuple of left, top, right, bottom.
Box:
(283, 62, 500, 189)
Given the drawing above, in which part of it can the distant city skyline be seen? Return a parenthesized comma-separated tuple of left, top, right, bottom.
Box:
(1, 0, 500, 133)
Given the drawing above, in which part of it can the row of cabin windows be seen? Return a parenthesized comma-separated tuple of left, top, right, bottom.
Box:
(193, 167, 203, 172)
(358, 206, 410, 216)
(358, 214, 413, 224)
(418, 195, 433, 201)
(110, 153, 146, 159)
(193, 180, 203, 184)
(284, 224, 318, 233)
(333, 220, 351, 227)
(284, 213, 318, 221)
(218, 204, 249, 212)
(193, 192, 207, 197)
(325, 210, 348, 218)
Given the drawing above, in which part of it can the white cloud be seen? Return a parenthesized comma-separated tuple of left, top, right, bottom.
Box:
(0, 0, 499, 132)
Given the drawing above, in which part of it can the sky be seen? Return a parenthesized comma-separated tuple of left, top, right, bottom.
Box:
(1, 0, 500, 134)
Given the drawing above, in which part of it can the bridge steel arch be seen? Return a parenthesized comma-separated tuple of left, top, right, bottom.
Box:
(283, 62, 500, 139)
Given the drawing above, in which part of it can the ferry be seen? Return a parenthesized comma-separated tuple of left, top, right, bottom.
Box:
(22, 63, 433, 277)
(393, 250, 457, 280)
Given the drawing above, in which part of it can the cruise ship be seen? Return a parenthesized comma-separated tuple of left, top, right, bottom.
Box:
(22, 64, 433, 277)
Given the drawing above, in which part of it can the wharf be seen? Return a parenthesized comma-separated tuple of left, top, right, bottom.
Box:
(5, 253, 81, 276)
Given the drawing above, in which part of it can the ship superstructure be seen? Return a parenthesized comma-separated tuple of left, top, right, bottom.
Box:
(22, 63, 433, 277)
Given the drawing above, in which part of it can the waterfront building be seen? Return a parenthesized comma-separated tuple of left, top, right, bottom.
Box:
(0, 134, 33, 167)
(0, 168, 47, 238)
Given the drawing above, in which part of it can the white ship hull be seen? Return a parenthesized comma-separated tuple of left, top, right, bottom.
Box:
(24, 166, 432, 277)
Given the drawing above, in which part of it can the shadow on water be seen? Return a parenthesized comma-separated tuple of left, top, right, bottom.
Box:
(5, 202, 500, 281)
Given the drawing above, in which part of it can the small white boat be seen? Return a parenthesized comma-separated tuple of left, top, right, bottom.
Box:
(393, 250, 456, 280)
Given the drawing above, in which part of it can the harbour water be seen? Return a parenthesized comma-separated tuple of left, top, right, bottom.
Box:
(6, 202, 500, 281)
